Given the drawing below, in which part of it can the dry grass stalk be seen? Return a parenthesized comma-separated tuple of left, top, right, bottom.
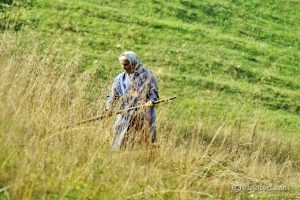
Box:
(0, 34, 300, 199)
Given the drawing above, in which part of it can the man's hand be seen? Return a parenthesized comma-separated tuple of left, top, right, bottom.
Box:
(104, 107, 113, 116)
(145, 101, 154, 108)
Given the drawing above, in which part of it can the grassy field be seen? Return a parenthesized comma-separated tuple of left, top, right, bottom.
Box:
(1, 0, 300, 199)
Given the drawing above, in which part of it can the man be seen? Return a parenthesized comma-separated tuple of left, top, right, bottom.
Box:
(105, 51, 159, 150)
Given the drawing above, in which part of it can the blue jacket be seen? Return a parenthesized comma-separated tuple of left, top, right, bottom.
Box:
(106, 68, 159, 149)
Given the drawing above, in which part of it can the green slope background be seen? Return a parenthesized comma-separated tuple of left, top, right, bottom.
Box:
(1, 0, 300, 199)
(3, 0, 299, 133)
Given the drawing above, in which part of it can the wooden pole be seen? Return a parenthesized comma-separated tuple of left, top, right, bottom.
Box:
(64, 96, 176, 129)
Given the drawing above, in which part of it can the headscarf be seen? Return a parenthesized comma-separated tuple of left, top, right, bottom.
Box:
(119, 51, 143, 76)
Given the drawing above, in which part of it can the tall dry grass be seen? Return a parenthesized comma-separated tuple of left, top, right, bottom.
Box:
(1, 34, 300, 199)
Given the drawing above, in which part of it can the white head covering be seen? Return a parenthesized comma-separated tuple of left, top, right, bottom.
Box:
(119, 51, 143, 76)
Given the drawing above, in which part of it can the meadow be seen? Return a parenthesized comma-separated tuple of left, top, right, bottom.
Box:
(0, 0, 300, 199)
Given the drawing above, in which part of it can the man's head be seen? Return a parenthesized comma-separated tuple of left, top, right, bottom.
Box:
(119, 51, 143, 75)
(119, 58, 131, 74)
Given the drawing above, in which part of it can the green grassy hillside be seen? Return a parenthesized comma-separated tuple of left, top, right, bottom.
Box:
(1, 0, 300, 199)
(2, 0, 299, 134)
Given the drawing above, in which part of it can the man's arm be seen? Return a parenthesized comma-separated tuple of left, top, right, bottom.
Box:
(105, 77, 121, 112)
(146, 71, 159, 107)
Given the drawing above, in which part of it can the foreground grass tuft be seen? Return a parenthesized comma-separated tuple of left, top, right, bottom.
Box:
(1, 33, 300, 199)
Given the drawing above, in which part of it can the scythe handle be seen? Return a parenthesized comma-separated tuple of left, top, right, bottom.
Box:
(64, 96, 176, 129)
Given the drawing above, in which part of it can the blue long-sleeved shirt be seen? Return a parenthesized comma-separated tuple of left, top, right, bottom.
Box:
(106, 68, 159, 149)
(106, 68, 159, 109)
